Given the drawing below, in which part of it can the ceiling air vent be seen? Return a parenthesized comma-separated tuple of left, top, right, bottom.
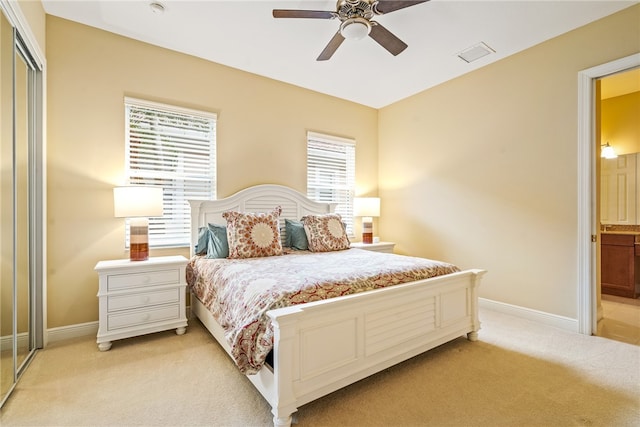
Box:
(457, 42, 495, 63)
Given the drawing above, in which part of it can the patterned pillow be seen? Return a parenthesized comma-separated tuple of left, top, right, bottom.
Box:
(222, 206, 283, 259)
(302, 213, 350, 252)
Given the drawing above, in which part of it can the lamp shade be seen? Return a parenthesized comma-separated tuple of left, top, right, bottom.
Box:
(113, 186, 164, 218)
(601, 143, 618, 159)
(353, 197, 380, 217)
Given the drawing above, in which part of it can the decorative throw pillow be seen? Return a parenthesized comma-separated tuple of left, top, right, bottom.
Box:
(302, 213, 350, 252)
(222, 206, 283, 259)
(205, 223, 229, 259)
(194, 224, 229, 258)
(194, 226, 210, 255)
(284, 218, 308, 251)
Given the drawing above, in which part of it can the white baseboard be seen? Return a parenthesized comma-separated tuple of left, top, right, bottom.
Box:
(46, 321, 98, 344)
(42, 303, 577, 346)
(0, 332, 29, 351)
(479, 298, 578, 333)
(44, 306, 193, 345)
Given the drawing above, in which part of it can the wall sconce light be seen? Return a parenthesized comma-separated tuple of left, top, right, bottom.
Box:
(114, 186, 164, 261)
(354, 197, 380, 244)
(601, 142, 618, 159)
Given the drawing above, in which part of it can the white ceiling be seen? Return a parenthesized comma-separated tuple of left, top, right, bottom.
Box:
(41, 0, 638, 108)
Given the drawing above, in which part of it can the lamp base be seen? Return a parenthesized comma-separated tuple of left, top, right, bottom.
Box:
(362, 217, 373, 244)
(130, 243, 149, 261)
(130, 218, 149, 261)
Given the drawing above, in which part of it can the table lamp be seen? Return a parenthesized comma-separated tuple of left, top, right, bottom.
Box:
(114, 186, 164, 261)
(354, 197, 380, 244)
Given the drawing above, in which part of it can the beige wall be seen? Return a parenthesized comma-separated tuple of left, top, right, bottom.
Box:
(378, 5, 640, 319)
(41, 4, 640, 328)
(601, 91, 640, 155)
(46, 16, 378, 328)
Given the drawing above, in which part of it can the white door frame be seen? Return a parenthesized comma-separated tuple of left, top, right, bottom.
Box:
(577, 53, 640, 335)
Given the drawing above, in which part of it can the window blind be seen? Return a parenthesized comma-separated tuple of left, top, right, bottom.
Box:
(125, 97, 216, 247)
(306, 131, 356, 235)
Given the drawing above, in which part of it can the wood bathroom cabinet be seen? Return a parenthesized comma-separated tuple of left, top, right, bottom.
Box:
(601, 233, 640, 298)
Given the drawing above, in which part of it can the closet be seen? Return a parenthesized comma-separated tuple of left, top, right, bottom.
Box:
(0, 3, 45, 408)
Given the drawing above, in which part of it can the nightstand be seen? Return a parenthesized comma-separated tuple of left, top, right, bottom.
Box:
(94, 255, 188, 351)
(350, 241, 396, 253)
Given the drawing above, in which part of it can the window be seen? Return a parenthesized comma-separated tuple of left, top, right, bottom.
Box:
(306, 131, 356, 235)
(125, 97, 216, 247)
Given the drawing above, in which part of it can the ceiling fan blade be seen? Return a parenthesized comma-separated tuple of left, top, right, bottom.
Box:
(369, 23, 408, 56)
(374, 0, 429, 15)
(317, 32, 345, 61)
(273, 9, 336, 19)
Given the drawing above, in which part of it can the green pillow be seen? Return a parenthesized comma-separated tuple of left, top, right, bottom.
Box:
(205, 223, 229, 258)
(195, 223, 229, 258)
(194, 226, 210, 255)
(285, 219, 308, 251)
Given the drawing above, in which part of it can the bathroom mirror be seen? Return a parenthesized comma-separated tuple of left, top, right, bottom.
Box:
(601, 153, 640, 225)
(599, 69, 640, 226)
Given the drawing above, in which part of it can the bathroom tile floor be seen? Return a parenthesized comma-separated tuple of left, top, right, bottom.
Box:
(598, 294, 640, 345)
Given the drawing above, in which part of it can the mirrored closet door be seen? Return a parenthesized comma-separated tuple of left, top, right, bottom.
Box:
(0, 3, 44, 408)
(1, 7, 14, 405)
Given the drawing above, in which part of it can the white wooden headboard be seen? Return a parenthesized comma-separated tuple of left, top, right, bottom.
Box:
(188, 184, 336, 257)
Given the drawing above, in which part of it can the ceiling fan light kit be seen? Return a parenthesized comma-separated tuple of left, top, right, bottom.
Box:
(273, 0, 429, 61)
(340, 17, 371, 40)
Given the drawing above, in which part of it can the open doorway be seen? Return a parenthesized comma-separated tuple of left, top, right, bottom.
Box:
(597, 68, 640, 345)
(577, 53, 640, 337)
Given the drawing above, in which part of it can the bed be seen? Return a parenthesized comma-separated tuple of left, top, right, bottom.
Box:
(187, 184, 485, 427)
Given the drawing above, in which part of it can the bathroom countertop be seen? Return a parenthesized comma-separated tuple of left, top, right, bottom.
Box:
(602, 230, 640, 235)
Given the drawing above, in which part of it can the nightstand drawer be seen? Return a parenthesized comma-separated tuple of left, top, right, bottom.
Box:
(107, 288, 179, 312)
(107, 304, 180, 330)
(107, 269, 180, 291)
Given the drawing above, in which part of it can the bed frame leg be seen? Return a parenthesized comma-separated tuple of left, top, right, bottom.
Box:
(273, 414, 293, 427)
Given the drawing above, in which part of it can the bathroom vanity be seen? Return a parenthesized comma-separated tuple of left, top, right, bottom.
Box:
(601, 232, 640, 298)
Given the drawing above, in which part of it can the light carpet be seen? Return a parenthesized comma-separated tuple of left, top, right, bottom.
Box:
(1, 309, 639, 426)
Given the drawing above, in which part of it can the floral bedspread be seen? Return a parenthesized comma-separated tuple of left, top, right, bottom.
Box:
(186, 248, 460, 374)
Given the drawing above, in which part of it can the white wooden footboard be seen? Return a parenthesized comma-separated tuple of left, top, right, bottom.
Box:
(266, 268, 485, 426)
(191, 268, 484, 426)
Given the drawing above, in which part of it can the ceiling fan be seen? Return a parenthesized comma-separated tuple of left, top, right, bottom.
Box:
(273, 0, 429, 61)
